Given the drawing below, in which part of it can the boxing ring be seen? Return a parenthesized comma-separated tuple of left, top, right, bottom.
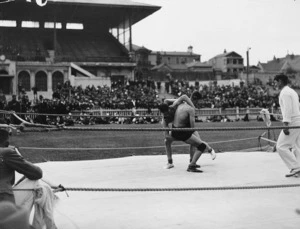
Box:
(29, 153, 300, 229)
(1, 110, 300, 229)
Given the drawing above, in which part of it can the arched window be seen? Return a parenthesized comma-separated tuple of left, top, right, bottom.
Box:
(35, 71, 47, 91)
(52, 71, 64, 90)
(18, 71, 31, 91)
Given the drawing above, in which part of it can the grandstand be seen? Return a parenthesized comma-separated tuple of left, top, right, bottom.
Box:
(0, 0, 161, 99)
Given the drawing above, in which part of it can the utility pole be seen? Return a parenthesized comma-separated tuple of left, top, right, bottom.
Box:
(246, 47, 251, 86)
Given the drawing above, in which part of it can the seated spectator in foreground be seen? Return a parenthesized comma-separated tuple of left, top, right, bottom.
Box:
(0, 127, 64, 229)
(0, 128, 43, 204)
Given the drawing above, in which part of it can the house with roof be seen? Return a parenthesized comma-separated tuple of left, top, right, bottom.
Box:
(129, 44, 214, 81)
(207, 50, 244, 79)
(256, 54, 300, 86)
(149, 61, 214, 82)
(148, 46, 201, 66)
(258, 54, 300, 74)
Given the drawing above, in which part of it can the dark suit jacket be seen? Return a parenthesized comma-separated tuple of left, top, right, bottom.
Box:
(0, 147, 43, 203)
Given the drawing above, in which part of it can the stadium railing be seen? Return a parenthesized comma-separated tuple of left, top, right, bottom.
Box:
(1, 107, 280, 124)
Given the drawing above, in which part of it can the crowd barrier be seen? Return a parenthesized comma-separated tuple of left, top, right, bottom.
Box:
(0, 107, 280, 122)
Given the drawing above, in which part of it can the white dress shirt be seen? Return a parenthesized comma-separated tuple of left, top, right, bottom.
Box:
(279, 85, 300, 123)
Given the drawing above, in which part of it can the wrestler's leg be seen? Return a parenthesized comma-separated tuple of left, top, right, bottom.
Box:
(189, 144, 195, 162)
(192, 131, 216, 160)
(164, 133, 175, 168)
(185, 135, 204, 166)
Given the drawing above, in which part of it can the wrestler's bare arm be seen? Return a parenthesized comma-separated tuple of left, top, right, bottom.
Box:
(188, 107, 196, 128)
(166, 95, 195, 109)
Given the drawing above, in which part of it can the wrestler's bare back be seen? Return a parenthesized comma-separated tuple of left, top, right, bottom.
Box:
(173, 103, 194, 128)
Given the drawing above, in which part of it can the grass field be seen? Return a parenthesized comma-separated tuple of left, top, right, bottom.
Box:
(10, 120, 282, 163)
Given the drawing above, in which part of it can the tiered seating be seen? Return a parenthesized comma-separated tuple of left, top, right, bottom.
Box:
(0, 29, 129, 62)
(1, 29, 47, 61)
(55, 31, 129, 62)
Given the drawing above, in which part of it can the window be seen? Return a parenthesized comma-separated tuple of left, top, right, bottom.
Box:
(35, 71, 47, 91)
(0, 20, 16, 27)
(66, 23, 84, 30)
(44, 22, 62, 29)
(22, 21, 40, 28)
(52, 71, 64, 90)
(18, 71, 31, 91)
(233, 59, 237, 64)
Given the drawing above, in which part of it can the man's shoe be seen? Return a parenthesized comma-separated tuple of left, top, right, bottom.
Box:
(164, 163, 174, 169)
(285, 168, 300, 177)
(209, 148, 216, 160)
(187, 165, 203, 173)
(195, 164, 201, 168)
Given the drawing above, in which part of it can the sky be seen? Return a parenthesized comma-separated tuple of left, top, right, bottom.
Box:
(132, 0, 300, 65)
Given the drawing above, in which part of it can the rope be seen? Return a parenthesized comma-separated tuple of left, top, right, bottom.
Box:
(0, 110, 58, 129)
(61, 126, 300, 132)
(18, 137, 258, 151)
(8, 183, 300, 192)
(64, 184, 300, 191)
(10, 183, 300, 192)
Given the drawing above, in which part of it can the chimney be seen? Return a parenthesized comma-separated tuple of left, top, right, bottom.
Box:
(224, 49, 227, 54)
(187, 46, 193, 54)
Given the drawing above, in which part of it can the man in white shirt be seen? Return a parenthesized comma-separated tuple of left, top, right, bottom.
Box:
(274, 74, 300, 177)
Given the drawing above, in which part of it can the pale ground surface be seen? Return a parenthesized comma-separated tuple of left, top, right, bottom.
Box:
(26, 152, 300, 229)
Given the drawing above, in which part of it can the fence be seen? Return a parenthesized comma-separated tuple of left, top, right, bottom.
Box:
(0, 107, 280, 124)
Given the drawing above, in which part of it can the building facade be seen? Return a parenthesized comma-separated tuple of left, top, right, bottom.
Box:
(148, 46, 201, 66)
(208, 50, 244, 74)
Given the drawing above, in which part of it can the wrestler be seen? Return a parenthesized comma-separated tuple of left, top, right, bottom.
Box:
(159, 94, 216, 172)
(160, 95, 197, 169)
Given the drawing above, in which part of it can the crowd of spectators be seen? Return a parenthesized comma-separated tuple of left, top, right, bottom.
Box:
(0, 78, 283, 126)
(167, 79, 280, 110)
(0, 79, 161, 125)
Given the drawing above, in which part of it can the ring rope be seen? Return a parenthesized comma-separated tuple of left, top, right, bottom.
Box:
(61, 126, 300, 131)
(18, 137, 258, 151)
(9, 183, 300, 192)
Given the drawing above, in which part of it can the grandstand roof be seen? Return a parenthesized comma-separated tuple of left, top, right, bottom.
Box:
(48, 0, 156, 7)
(1, 0, 161, 29)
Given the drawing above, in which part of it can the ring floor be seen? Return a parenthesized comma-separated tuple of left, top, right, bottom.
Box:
(21, 152, 300, 229)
